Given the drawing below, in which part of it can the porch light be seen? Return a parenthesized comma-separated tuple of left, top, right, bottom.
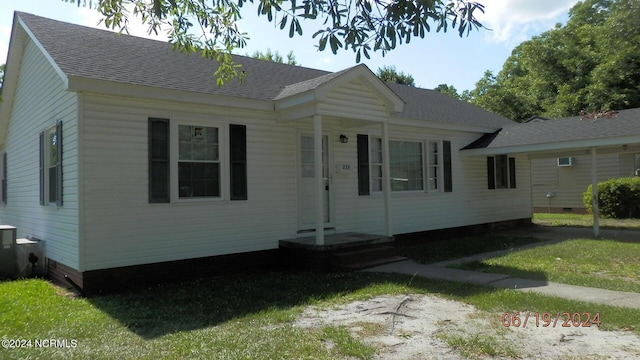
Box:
(339, 134, 349, 144)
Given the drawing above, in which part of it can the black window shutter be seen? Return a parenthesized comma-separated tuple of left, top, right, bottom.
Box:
(148, 118, 170, 203)
(55, 121, 63, 207)
(487, 156, 496, 190)
(357, 134, 370, 195)
(509, 157, 517, 189)
(229, 124, 247, 201)
(2, 152, 7, 204)
(443, 141, 452, 193)
(39, 131, 45, 205)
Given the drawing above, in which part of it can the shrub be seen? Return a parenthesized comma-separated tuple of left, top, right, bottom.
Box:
(583, 177, 640, 218)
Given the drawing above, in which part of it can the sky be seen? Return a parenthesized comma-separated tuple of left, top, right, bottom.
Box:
(0, 0, 580, 92)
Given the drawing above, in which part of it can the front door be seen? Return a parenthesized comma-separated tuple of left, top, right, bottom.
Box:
(298, 134, 331, 230)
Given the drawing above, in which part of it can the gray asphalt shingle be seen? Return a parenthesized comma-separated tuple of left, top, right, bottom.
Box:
(17, 12, 512, 130)
(463, 108, 640, 150)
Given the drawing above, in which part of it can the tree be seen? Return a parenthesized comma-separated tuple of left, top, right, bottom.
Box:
(434, 84, 461, 99)
(467, 0, 640, 122)
(0, 64, 4, 91)
(249, 49, 299, 65)
(376, 66, 415, 86)
(65, 0, 486, 85)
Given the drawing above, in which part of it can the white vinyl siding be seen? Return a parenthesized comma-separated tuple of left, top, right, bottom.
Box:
(0, 39, 79, 269)
(335, 128, 532, 236)
(80, 94, 296, 270)
(531, 153, 628, 211)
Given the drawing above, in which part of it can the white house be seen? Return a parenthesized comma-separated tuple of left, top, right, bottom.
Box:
(528, 109, 640, 213)
(0, 12, 533, 293)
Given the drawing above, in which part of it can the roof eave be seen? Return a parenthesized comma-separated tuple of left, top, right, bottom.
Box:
(460, 134, 640, 156)
(67, 76, 273, 111)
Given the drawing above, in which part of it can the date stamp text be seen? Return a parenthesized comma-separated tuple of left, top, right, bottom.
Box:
(501, 312, 601, 328)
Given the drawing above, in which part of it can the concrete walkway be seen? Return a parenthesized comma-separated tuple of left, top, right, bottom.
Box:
(368, 226, 640, 309)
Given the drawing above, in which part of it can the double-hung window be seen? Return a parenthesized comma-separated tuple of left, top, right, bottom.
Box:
(487, 155, 517, 189)
(357, 134, 452, 195)
(148, 118, 247, 203)
(40, 122, 63, 206)
(178, 125, 221, 198)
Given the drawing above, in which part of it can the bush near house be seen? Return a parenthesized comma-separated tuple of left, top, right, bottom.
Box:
(583, 177, 640, 219)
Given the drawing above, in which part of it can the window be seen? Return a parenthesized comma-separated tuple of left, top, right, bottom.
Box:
(40, 122, 62, 206)
(487, 155, 516, 189)
(148, 119, 246, 202)
(356, 134, 452, 195)
(390, 140, 424, 191)
(370, 137, 383, 192)
(635, 154, 640, 176)
(178, 125, 220, 198)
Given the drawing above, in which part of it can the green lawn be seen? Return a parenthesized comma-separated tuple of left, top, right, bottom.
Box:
(455, 238, 640, 293)
(533, 213, 640, 229)
(396, 234, 545, 264)
(1, 272, 640, 359)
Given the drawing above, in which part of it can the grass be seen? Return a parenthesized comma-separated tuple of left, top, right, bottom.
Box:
(2, 270, 640, 359)
(396, 234, 545, 264)
(533, 213, 640, 230)
(454, 238, 640, 293)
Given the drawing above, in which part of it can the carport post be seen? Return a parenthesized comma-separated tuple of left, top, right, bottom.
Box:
(591, 147, 600, 238)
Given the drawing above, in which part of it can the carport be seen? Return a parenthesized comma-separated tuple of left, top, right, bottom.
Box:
(461, 108, 640, 238)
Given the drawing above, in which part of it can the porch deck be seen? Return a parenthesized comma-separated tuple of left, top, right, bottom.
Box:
(279, 232, 406, 272)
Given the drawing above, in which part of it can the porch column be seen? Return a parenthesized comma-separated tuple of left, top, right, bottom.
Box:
(381, 122, 393, 237)
(591, 147, 600, 238)
(314, 114, 324, 245)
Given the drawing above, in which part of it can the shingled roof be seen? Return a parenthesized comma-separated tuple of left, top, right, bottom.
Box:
(462, 108, 640, 154)
(12, 12, 513, 130)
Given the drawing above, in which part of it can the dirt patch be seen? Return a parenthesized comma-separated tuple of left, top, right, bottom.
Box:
(295, 294, 640, 359)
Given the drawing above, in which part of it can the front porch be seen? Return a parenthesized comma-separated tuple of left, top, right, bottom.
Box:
(279, 232, 407, 272)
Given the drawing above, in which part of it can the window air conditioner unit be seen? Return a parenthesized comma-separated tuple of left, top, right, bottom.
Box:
(557, 157, 573, 167)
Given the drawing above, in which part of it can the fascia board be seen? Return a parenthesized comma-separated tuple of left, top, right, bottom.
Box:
(460, 135, 640, 156)
(67, 76, 273, 111)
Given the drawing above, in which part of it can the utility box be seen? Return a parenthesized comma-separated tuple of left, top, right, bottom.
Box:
(16, 238, 46, 278)
(0, 225, 17, 278)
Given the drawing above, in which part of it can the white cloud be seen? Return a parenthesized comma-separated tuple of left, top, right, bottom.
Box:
(477, 0, 579, 44)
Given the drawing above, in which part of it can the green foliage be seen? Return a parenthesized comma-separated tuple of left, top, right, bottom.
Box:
(64, 0, 486, 85)
(434, 83, 461, 99)
(583, 177, 640, 218)
(376, 65, 415, 86)
(248, 49, 299, 65)
(467, 0, 640, 121)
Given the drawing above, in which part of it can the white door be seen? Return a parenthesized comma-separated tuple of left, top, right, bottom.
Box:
(298, 134, 331, 230)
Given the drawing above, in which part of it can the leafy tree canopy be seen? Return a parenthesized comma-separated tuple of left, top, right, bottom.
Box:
(376, 65, 415, 86)
(248, 49, 299, 65)
(434, 83, 461, 99)
(0, 64, 4, 91)
(467, 0, 640, 122)
(65, 0, 486, 85)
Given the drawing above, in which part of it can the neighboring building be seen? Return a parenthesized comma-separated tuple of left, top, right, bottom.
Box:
(1, 13, 534, 293)
(528, 109, 640, 213)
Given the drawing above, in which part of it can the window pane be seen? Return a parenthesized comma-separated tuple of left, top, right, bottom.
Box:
(49, 132, 58, 165)
(178, 162, 220, 198)
(389, 140, 423, 191)
(495, 155, 508, 189)
(179, 125, 218, 161)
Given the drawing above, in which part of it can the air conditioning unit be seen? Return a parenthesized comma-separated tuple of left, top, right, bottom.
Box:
(557, 157, 573, 167)
(0, 225, 17, 279)
(16, 238, 46, 278)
